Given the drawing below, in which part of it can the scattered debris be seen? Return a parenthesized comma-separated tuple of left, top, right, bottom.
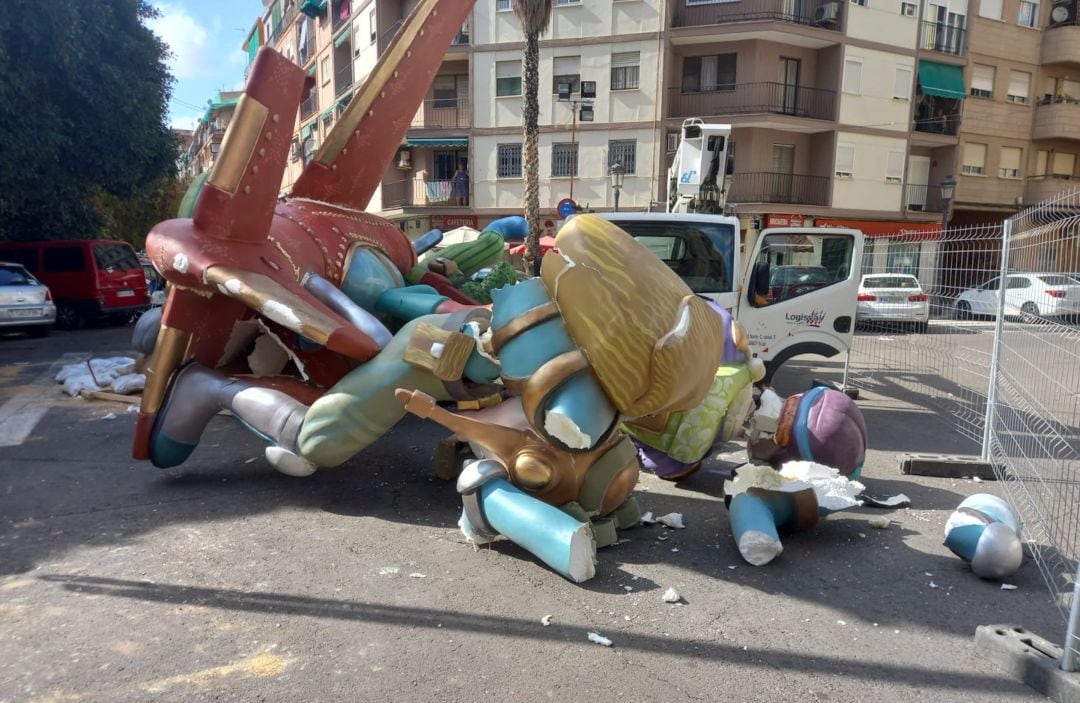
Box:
(101, 413, 117, 421)
(657, 535, 669, 542)
(640, 511, 655, 524)
(1001, 583, 1018, 591)
(859, 492, 911, 509)
(858, 532, 867, 539)
(656, 513, 685, 529)
(623, 586, 633, 592)
(929, 581, 939, 589)
(662, 587, 682, 603)
(408, 572, 426, 579)
(868, 516, 891, 529)
(541, 615, 553, 626)
(587, 632, 613, 647)
(126, 405, 139, 413)
(670, 547, 680, 553)
(837, 620, 847, 626)
(378, 567, 399, 576)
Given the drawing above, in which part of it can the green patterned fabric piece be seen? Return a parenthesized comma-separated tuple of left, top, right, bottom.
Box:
(625, 365, 752, 464)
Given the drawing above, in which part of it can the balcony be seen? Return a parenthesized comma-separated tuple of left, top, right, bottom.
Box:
(451, 23, 469, 46)
(1042, 23, 1080, 67)
(1025, 174, 1079, 203)
(300, 92, 318, 121)
(1033, 98, 1080, 141)
(672, 0, 844, 31)
(903, 184, 945, 213)
(411, 98, 471, 129)
(382, 178, 467, 208)
(918, 20, 966, 56)
(331, 0, 351, 34)
(727, 172, 830, 206)
(667, 82, 836, 122)
(914, 97, 961, 137)
(334, 64, 353, 98)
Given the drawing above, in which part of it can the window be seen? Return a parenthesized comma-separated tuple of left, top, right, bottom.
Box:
(1052, 152, 1076, 177)
(497, 143, 522, 178)
(608, 139, 637, 175)
(1035, 149, 1048, 176)
(320, 56, 331, 85)
(1018, 0, 1039, 27)
(751, 232, 856, 307)
(555, 0, 581, 4)
(666, 132, 679, 152)
(552, 142, 578, 177)
(496, 0, 510, 9)
(496, 60, 522, 97)
(887, 243, 920, 276)
(999, 146, 1022, 178)
(552, 56, 581, 96)
(886, 151, 905, 183)
(843, 58, 862, 94)
(970, 64, 994, 98)
(835, 143, 855, 177)
(1007, 70, 1030, 104)
(681, 54, 737, 92)
(617, 220, 736, 295)
(901, 1, 916, 15)
(433, 75, 459, 108)
(93, 243, 140, 271)
(894, 66, 912, 100)
(369, 10, 376, 43)
(962, 142, 987, 175)
(322, 113, 333, 135)
(611, 51, 640, 91)
(851, 0, 867, 6)
(980, 0, 1003, 18)
(44, 247, 85, 273)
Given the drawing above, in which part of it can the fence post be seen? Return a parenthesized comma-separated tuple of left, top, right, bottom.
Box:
(1065, 562, 1080, 672)
(980, 217, 1012, 462)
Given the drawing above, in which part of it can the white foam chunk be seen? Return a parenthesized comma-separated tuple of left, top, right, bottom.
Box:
(544, 410, 592, 450)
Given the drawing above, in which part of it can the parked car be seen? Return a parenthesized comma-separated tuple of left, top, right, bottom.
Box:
(856, 273, 929, 332)
(0, 240, 149, 329)
(954, 273, 1080, 321)
(0, 262, 56, 336)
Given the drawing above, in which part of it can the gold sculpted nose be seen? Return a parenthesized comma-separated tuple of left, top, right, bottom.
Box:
(511, 448, 555, 490)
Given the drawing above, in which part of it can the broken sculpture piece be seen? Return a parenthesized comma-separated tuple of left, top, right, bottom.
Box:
(944, 493, 1023, 580)
(130, 0, 728, 583)
(725, 461, 865, 566)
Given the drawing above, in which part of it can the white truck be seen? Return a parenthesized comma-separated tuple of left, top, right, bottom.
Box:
(598, 119, 864, 383)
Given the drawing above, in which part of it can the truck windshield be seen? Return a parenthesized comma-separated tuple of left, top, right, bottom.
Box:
(613, 220, 735, 294)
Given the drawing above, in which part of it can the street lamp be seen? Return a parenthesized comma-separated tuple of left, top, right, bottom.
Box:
(940, 175, 956, 231)
(610, 162, 626, 213)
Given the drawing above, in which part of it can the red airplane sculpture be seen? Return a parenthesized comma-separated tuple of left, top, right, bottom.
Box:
(133, 0, 478, 459)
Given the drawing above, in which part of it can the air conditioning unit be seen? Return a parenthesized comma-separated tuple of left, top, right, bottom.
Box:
(291, 140, 303, 161)
(397, 149, 412, 169)
(1050, 0, 1077, 27)
(815, 1, 841, 25)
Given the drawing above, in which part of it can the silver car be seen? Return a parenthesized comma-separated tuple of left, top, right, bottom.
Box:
(0, 262, 56, 336)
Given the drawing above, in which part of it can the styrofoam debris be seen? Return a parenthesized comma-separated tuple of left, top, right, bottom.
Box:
(868, 516, 891, 529)
(657, 535, 669, 542)
(662, 587, 682, 603)
(126, 405, 139, 413)
(102, 413, 117, 420)
(541, 615, 553, 626)
(929, 581, 939, 589)
(670, 547, 680, 553)
(408, 572, 426, 579)
(640, 511, 655, 524)
(587, 632, 613, 647)
(378, 567, 399, 576)
(57, 357, 140, 397)
(877, 493, 910, 507)
(1001, 583, 1018, 591)
(656, 513, 685, 529)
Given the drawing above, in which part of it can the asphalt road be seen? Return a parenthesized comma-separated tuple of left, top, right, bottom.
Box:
(0, 323, 1067, 702)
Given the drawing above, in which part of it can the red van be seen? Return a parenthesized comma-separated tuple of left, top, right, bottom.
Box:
(0, 240, 149, 329)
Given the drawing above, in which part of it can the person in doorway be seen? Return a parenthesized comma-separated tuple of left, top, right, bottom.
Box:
(452, 162, 470, 206)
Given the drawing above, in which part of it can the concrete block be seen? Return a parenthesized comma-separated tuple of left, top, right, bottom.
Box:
(898, 453, 999, 480)
(975, 625, 1080, 703)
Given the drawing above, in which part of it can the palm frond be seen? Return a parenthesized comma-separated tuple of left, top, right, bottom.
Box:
(511, 0, 553, 35)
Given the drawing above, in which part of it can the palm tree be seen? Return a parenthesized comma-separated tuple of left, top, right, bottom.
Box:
(511, 0, 552, 276)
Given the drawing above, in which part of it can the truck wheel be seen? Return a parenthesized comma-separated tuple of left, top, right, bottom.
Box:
(56, 303, 85, 330)
(955, 301, 972, 320)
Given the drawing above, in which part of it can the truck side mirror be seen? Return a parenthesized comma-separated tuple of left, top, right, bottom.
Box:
(752, 261, 771, 298)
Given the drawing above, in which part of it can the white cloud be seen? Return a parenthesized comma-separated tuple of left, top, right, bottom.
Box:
(148, 3, 213, 80)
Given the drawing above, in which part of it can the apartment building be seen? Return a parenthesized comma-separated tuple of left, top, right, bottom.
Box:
(178, 91, 243, 180)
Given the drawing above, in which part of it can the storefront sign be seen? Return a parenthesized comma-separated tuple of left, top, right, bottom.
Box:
(765, 214, 806, 228)
(430, 214, 478, 230)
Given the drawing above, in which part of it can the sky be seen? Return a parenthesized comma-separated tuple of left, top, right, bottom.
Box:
(147, 0, 266, 131)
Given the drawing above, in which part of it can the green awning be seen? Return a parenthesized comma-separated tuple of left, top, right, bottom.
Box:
(307, 64, 316, 76)
(918, 61, 967, 100)
(245, 31, 259, 64)
(336, 93, 353, 109)
(300, 124, 314, 140)
(334, 27, 352, 48)
(319, 107, 334, 120)
(199, 94, 240, 124)
(405, 137, 468, 148)
(300, 0, 327, 17)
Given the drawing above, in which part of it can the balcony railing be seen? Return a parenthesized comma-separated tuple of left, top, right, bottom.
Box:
(300, 92, 318, 121)
(903, 184, 944, 213)
(667, 82, 836, 121)
(382, 178, 468, 208)
(727, 172, 830, 205)
(411, 98, 471, 129)
(334, 64, 353, 97)
(914, 112, 960, 136)
(672, 0, 844, 30)
(451, 23, 469, 45)
(919, 20, 966, 55)
(331, 0, 351, 33)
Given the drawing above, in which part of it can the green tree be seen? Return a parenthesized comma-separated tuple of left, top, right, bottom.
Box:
(0, 0, 176, 242)
(511, 0, 552, 276)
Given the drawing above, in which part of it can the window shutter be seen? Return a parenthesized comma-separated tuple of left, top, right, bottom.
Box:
(836, 143, 855, 175)
(979, 0, 1003, 18)
(1007, 71, 1030, 101)
(1035, 150, 1048, 176)
(611, 51, 640, 68)
(999, 146, 1022, 177)
(886, 151, 905, 181)
(496, 61, 520, 79)
(963, 143, 987, 172)
(553, 56, 580, 76)
(1053, 152, 1076, 176)
(843, 59, 862, 93)
(893, 66, 912, 99)
(971, 65, 995, 94)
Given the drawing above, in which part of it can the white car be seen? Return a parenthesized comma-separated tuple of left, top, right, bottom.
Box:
(954, 273, 1080, 321)
(856, 273, 929, 332)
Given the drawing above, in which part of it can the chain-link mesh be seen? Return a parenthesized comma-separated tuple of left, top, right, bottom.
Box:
(844, 190, 1080, 666)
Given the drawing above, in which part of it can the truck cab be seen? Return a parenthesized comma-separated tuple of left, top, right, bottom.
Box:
(598, 212, 862, 382)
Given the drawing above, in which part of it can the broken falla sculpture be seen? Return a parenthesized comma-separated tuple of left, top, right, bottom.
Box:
(139, 214, 727, 582)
